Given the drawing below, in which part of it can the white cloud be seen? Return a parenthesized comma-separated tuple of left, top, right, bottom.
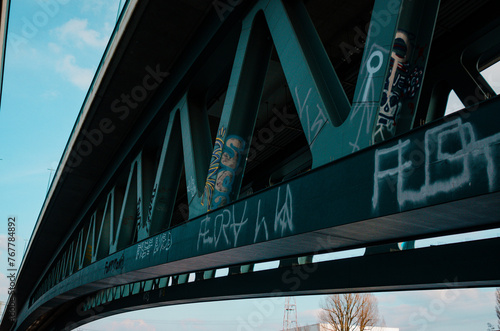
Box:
(41, 90, 60, 100)
(299, 308, 322, 321)
(377, 289, 497, 331)
(56, 55, 94, 90)
(0, 234, 8, 251)
(81, 0, 122, 24)
(5, 42, 41, 68)
(53, 18, 108, 49)
(81, 0, 106, 14)
(0, 271, 10, 304)
(48, 42, 62, 54)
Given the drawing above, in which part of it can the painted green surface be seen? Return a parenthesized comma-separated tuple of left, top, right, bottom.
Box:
(10, 0, 500, 329)
(24, 98, 500, 324)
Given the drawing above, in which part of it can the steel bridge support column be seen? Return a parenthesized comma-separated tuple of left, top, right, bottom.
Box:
(135, 151, 156, 240)
(264, 0, 351, 166)
(93, 191, 117, 262)
(110, 154, 143, 253)
(180, 93, 213, 218)
(146, 110, 184, 236)
(140, 93, 214, 239)
(205, 11, 273, 210)
(348, 0, 403, 152)
(370, 0, 441, 142)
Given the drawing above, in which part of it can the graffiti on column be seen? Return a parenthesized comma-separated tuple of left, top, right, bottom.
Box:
(373, 30, 423, 143)
(349, 44, 387, 152)
(211, 135, 246, 209)
(202, 127, 226, 209)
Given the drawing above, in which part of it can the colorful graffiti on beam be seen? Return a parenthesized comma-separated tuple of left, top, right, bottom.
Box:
(211, 135, 246, 210)
(373, 30, 423, 143)
(202, 127, 226, 209)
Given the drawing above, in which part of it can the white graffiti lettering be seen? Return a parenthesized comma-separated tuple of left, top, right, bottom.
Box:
(197, 215, 213, 250)
(372, 118, 500, 209)
(214, 209, 232, 247)
(349, 44, 388, 152)
(135, 238, 154, 260)
(295, 87, 327, 147)
(254, 199, 268, 242)
(197, 185, 294, 251)
(274, 185, 294, 236)
(136, 231, 172, 260)
(230, 202, 248, 247)
(197, 202, 249, 250)
(153, 232, 172, 255)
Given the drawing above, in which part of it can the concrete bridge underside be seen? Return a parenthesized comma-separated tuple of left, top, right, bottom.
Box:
(2, 0, 500, 330)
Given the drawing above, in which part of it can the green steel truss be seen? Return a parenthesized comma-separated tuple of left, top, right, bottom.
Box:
(5, 0, 500, 329)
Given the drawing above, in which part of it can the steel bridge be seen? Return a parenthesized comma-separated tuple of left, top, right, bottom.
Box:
(2, 0, 500, 329)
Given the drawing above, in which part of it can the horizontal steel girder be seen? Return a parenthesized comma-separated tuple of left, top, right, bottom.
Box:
(43, 237, 500, 330)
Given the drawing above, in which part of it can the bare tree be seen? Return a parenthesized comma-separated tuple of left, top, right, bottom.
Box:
(357, 294, 380, 330)
(319, 293, 380, 331)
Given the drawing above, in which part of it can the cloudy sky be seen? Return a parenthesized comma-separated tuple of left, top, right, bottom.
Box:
(0, 1, 499, 330)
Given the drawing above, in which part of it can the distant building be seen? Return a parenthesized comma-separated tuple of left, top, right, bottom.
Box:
(284, 324, 399, 331)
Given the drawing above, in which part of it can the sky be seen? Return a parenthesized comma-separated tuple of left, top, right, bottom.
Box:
(0, 1, 499, 330)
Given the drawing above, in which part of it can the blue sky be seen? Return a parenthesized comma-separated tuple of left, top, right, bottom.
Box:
(0, 1, 499, 330)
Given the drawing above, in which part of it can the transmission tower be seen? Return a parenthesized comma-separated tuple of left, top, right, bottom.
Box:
(283, 296, 299, 331)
